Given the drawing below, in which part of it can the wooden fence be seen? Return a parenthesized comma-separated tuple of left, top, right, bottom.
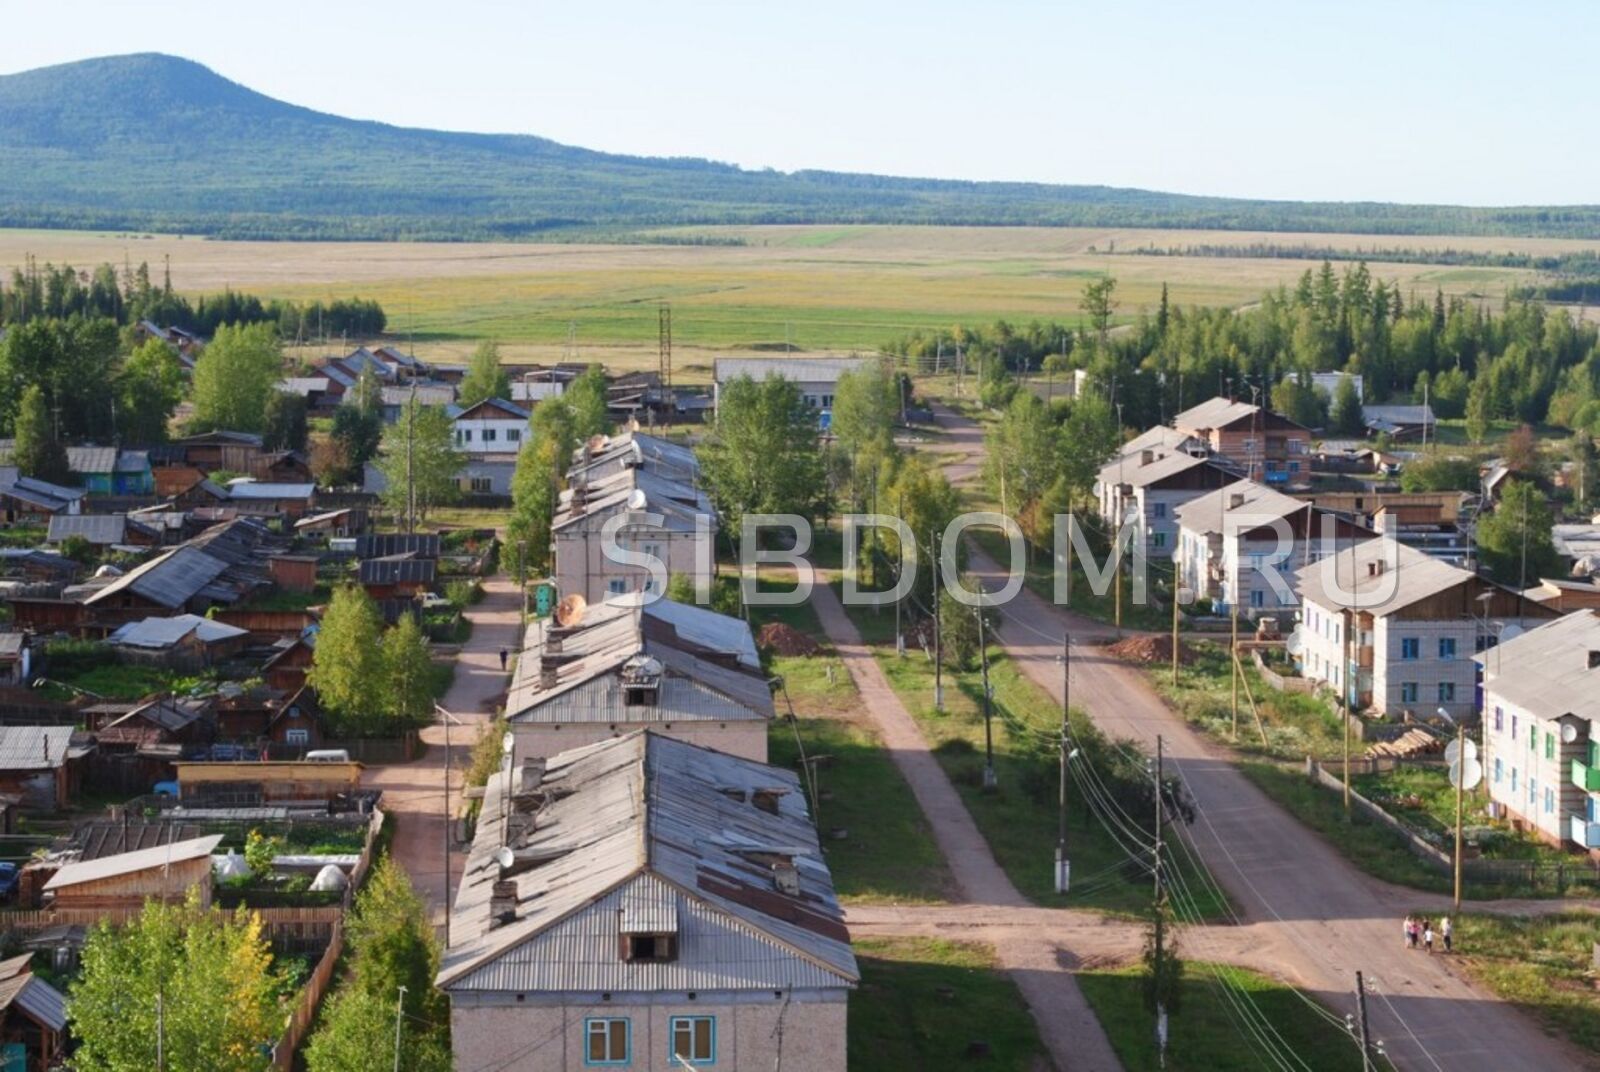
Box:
(271, 916, 344, 1070)
(1251, 649, 1314, 693)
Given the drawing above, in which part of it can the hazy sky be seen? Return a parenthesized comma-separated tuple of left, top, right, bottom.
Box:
(10, 1, 1595, 205)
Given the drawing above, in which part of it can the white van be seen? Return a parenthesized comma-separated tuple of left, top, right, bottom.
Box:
(305, 749, 351, 763)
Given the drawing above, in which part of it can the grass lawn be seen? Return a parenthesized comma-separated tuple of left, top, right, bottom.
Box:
(848, 937, 1048, 1072)
(854, 608, 1227, 918)
(1451, 912, 1600, 1059)
(1077, 961, 1372, 1072)
(1352, 766, 1577, 868)
(39, 663, 210, 702)
(1149, 641, 1348, 762)
(768, 717, 951, 903)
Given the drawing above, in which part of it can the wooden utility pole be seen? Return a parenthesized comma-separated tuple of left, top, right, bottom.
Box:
(393, 985, 408, 1072)
(979, 607, 996, 791)
(1230, 593, 1240, 739)
(932, 529, 943, 711)
(1056, 633, 1071, 893)
(405, 383, 417, 534)
(1152, 735, 1168, 1068)
(1171, 577, 1181, 687)
(1342, 608, 1353, 814)
(1355, 971, 1375, 1072)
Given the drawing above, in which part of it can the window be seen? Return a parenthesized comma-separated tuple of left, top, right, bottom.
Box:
(1511, 768, 1518, 793)
(1288, 460, 1300, 474)
(1512, 715, 1519, 740)
(643, 578, 657, 594)
(461, 428, 474, 442)
(1531, 725, 1538, 751)
(623, 933, 677, 962)
(285, 728, 309, 746)
(1438, 637, 1457, 660)
(1400, 682, 1419, 704)
(1400, 638, 1420, 661)
(1438, 682, 1456, 703)
(1545, 732, 1555, 760)
(483, 428, 498, 442)
(1494, 758, 1502, 783)
(1494, 706, 1503, 732)
(1152, 532, 1167, 550)
(507, 428, 522, 443)
(1153, 502, 1168, 519)
(470, 477, 493, 493)
(1250, 589, 1265, 608)
(1546, 787, 1556, 815)
(607, 579, 628, 595)
(670, 1017, 715, 1065)
(1529, 777, 1537, 806)
(585, 1018, 630, 1065)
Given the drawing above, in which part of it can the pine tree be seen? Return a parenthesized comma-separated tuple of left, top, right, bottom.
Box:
(1330, 374, 1364, 435)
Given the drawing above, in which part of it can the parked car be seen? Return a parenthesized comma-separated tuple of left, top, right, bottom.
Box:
(305, 749, 350, 763)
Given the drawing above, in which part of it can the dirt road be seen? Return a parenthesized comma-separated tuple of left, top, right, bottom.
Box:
(933, 399, 1590, 1071)
(362, 574, 522, 925)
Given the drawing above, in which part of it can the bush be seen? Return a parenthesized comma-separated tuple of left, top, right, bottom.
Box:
(444, 578, 481, 609)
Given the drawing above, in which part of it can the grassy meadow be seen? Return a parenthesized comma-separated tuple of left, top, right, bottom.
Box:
(1, 223, 1584, 376)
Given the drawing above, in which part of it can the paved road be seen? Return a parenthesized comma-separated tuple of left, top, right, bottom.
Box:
(810, 575, 1123, 1072)
(363, 574, 522, 926)
(931, 401, 1591, 1072)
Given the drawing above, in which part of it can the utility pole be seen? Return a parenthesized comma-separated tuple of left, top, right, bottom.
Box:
(1230, 587, 1240, 740)
(405, 382, 417, 534)
(978, 607, 996, 791)
(1343, 615, 1353, 816)
(895, 492, 905, 656)
(1355, 971, 1376, 1072)
(1454, 720, 1466, 912)
(156, 989, 165, 1072)
(1056, 633, 1071, 893)
(1171, 569, 1181, 687)
(393, 985, 408, 1072)
(932, 529, 944, 712)
(437, 704, 454, 947)
(1152, 735, 1168, 1069)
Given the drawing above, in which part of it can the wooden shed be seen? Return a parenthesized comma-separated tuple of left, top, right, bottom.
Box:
(174, 760, 361, 805)
(42, 833, 220, 910)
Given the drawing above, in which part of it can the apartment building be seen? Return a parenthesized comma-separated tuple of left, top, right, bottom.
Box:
(1095, 437, 1238, 558)
(552, 466, 716, 604)
(1172, 396, 1311, 486)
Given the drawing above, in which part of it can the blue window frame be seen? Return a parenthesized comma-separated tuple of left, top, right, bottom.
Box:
(1250, 588, 1265, 608)
(670, 1016, 716, 1065)
(1494, 758, 1502, 783)
(1545, 732, 1555, 761)
(1438, 682, 1456, 703)
(585, 1018, 630, 1066)
(1546, 787, 1555, 815)
(1400, 637, 1420, 661)
(1494, 706, 1503, 732)
(1438, 637, 1457, 660)
(1400, 682, 1419, 704)
(1153, 502, 1168, 519)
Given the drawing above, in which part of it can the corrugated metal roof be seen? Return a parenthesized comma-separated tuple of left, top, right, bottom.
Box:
(66, 446, 117, 475)
(439, 733, 855, 993)
(568, 431, 701, 485)
(554, 466, 713, 532)
(0, 727, 74, 771)
(108, 614, 247, 649)
(0, 954, 66, 1031)
(358, 558, 436, 585)
(86, 546, 228, 608)
(1175, 479, 1310, 537)
(1295, 539, 1474, 615)
(228, 482, 315, 500)
(1478, 609, 1600, 720)
(48, 514, 128, 545)
(1172, 396, 1261, 431)
(0, 634, 23, 658)
(714, 356, 872, 384)
(43, 834, 221, 890)
(356, 534, 439, 559)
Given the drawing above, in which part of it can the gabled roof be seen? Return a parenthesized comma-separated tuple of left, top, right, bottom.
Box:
(1173, 396, 1261, 432)
(355, 533, 439, 559)
(714, 356, 872, 385)
(105, 697, 207, 735)
(0, 726, 75, 771)
(554, 466, 713, 532)
(569, 431, 701, 484)
(1478, 610, 1600, 721)
(84, 546, 228, 608)
(108, 614, 248, 650)
(1097, 448, 1234, 491)
(358, 558, 437, 585)
(0, 474, 86, 512)
(439, 733, 855, 992)
(43, 834, 222, 890)
(278, 377, 331, 396)
(1174, 479, 1309, 537)
(1294, 540, 1475, 615)
(381, 384, 457, 408)
(66, 446, 117, 475)
(453, 397, 528, 422)
(506, 595, 770, 724)
(0, 953, 66, 1032)
(228, 481, 315, 501)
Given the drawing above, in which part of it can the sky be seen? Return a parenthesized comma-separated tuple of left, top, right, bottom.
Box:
(9, 1, 1597, 206)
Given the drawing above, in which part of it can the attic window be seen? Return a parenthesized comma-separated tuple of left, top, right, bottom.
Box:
(622, 933, 678, 963)
(751, 789, 786, 815)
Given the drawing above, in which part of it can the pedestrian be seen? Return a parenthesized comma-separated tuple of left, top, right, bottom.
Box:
(1441, 916, 1452, 953)
(1423, 920, 1434, 954)
(498, 648, 508, 671)
(1403, 915, 1415, 949)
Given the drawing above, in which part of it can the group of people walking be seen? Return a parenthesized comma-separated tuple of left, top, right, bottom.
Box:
(1404, 915, 1452, 953)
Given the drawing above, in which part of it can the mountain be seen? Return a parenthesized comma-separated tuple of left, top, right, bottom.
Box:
(0, 53, 1597, 241)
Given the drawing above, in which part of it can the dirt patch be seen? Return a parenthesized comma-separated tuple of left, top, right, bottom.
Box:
(758, 622, 823, 657)
(1105, 634, 1195, 666)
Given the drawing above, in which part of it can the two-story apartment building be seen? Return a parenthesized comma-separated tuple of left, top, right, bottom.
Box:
(1480, 610, 1600, 852)
(1175, 480, 1370, 615)
(713, 356, 873, 414)
(505, 593, 772, 762)
(1172, 397, 1311, 486)
(452, 397, 529, 455)
(553, 466, 715, 604)
(439, 731, 856, 1072)
(1095, 440, 1239, 558)
(1294, 540, 1550, 720)
(568, 430, 701, 488)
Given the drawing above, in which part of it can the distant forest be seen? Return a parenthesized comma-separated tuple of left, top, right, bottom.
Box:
(0, 258, 386, 338)
(4, 54, 1600, 242)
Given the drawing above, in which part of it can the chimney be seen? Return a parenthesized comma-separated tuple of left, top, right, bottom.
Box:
(539, 660, 559, 689)
(1367, 560, 1385, 578)
(1228, 493, 1246, 510)
(1587, 651, 1600, 670)
(772, 860, 800, 896)
(489, 880, 518, 929)
(1140, 449, 1154, 465)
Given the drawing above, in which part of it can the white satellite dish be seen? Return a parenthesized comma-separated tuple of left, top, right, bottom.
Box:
(1443, 738, 1478, 766)
(627, 488, 648, 511)
(1449, 757, 1483, 791)
(1500, 624, 1525, 644)
(1561, 722, 1581, 744)
(494, 845, 515, 870)
(502, 731, 516, 755)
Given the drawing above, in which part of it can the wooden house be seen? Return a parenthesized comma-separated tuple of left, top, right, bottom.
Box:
(42, 834, 221, 910)
(0, 953, 67, 1070)
(0, 727, 85, 810)
(262, 632, 316, 692)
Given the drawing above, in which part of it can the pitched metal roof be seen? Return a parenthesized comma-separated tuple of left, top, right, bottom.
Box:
(454, 397, 528, 421)
(0, 726, 74, 771)
(1174, 479, 1310, 537)
(85, 546, 228, 608)
(438, 733, 855, 993)
(1173, 396, 1260, 431)
(66, 446, 117, 475)
(86, 519, 280, 608)
(43, 834, 222, 890)
(227, 482, 315, 500)
(0, 954, 66, 1031)
(356, 533, 439, 559)
(1294, 539, 1474, 615)
(505, 596, 770, 724)
(1097, 448, 1230, 490)
(0, 474, 85, 512)
(569, 431, 701, 484)
(358, 558, 437, 585)
(714, 356, 872, 385)
(115, 450, 150, 474)
(1478, 610, 1600, 721)
(48, 514, 130, 545)
(554, 466, 713, 532)
(108, 614, 248, 649)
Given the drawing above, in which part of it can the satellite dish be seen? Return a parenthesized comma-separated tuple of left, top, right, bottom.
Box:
(1500, 624, 1525, 643)
(1444, 739, 1478, 766)
(502, 731, 516, 755)
(1449, 757, 1483, 791)
(494, 846, 515, 870)
(554, 593, 587, 627)
(1562, 722, 1581, 744)
(627, 488, 648, 511)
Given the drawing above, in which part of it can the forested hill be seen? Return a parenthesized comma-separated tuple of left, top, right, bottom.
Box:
(3, 53, 1599, 241)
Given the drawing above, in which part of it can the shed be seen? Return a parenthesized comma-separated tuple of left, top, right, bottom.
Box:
(106, 614, 249, 668)
(42, 834, 221, 910)
(0, 727, 85, 810)
(0, 952, 66, 1070)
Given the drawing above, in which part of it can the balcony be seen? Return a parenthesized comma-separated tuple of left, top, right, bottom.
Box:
(1572, 758, 1600, 793)
(1355, 645, 1374, 669)
(1569, 814, 1600, 850)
